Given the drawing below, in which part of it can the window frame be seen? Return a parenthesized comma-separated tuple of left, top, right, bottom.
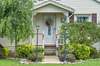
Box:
(75, 14, 92, 23)
(77, 15, 89, 22)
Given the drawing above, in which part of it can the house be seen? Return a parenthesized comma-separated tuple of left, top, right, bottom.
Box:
(32, 0, 100, 55)
(0, 0, 100, 55)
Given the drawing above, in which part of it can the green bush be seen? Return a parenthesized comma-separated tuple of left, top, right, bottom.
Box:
(58, 46, 76, 62)
(33, 46, 44, 61)
(16, 44, 44, 61)
(60, 22, 100, 45)
(90, 46, 97, 58)
(27, 46, 44, 61)
(58, 43, 91, 60)
(16, 44, 34, 58)
(2, 48, 9, 58)
(33, 46, 44, 53)
(73, 44, 91, 60)
(96, 51, 100, 58)
(67, 54, 76, 62)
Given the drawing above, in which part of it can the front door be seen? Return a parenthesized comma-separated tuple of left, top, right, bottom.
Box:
(43, 14, 56, 45)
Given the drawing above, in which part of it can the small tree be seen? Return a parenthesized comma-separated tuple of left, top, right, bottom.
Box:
(60, 22, 100, 45)
(0, 0, 33, 49)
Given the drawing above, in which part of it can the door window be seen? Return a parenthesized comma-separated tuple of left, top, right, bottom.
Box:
(48, 25, 51, 35)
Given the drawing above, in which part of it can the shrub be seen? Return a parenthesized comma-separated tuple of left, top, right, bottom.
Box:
(27, 53, 36, 61)
(58, 46, 65, 55)
(58, 43, 91, 60)
(32, 46, 44, 61)
(16, 44, 34, 58)
(58, 46, 67, 61)
(73, 44, 91, 60)
(16, 44, 44, 61)
(90, 46, 97, 58)
(33, 46, 44, 53)
(96, 51, 100, 58)
(58, 46, 76, 62)
(67, 54, 76, 63)
(2, 48, 9, 58)
(27, 46, 44, 61)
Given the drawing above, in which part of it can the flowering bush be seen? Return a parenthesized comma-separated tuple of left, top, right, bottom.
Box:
(16, 44, 44, 61)
(58, 43, 91, 60)
(16, 44, 34, 58)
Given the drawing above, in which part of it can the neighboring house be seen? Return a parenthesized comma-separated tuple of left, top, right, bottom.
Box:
(0, 0, 100, 55)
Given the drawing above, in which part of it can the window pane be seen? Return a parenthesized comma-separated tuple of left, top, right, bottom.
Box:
(77, 16, 89, 22)
(48, 26, 51, 35)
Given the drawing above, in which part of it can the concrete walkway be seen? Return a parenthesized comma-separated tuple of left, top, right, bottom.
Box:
(42, 56, 62, 64)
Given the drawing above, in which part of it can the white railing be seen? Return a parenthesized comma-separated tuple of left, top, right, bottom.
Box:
(56, 33, 59, 48)
(56, 33, 64, 47)
(33, 33, 44, 46)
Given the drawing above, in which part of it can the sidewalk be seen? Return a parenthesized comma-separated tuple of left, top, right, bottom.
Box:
(42, 56, 63, 64)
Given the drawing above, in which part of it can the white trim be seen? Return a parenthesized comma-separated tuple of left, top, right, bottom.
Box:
(33, 0, 75, 12)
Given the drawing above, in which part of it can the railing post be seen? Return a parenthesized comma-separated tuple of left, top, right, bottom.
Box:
(56, 33, 60, 56)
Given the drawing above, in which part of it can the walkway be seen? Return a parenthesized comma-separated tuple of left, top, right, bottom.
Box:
(42, 56, 62, 64)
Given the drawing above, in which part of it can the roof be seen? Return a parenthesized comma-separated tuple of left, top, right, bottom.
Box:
(94, 0, 100, 3)
(33, 0, 75, 12)
(34, 0, 100, 14)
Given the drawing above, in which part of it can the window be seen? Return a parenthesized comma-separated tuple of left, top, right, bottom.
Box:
(77, 16, 89, 22)
(48, 26, 51, 35)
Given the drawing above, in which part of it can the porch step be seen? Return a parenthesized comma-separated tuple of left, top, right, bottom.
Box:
(44, 45, 56, 55)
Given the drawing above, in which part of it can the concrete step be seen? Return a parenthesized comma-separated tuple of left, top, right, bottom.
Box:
(44, 45, 56, 55)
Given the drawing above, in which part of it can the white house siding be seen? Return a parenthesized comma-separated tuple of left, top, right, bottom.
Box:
(0, 38, 15, 51)
(0, 38, 10, 47)
(54, 0, 100, 23)
(93, 42, 100, 51)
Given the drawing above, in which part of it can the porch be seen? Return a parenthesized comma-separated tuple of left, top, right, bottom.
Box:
(32, 0, 74, 55)
(33, 32, 63, 55)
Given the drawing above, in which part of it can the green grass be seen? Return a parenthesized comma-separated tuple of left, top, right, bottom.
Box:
(0, 59, 100, 66)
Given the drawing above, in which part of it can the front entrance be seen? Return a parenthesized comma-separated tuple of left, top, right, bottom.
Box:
(43, 14, 56, 55)
(43, 14, 56, 45)
(34, 13, 63, 55)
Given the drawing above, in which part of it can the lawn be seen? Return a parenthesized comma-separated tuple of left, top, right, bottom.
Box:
(0, 59, 100, 66)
